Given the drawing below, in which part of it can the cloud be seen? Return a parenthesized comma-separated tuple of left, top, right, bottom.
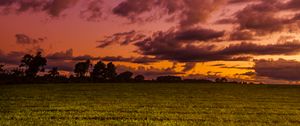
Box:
(113, 0, 226, 28)
(175, 28, 225, 41)
(0, 0, 80, 17)
(98, 28, 224, 48)
(43, 0, 80, 17)
(254, 59, 300, 81)
(15, 34, 46, 45)
(220, 41, 300, 55)
(46, 48, 159, 65)
(280, 0, 300, 11)
(220, 65, 254, 70)
(46, 60, 75, 72)
(231, 0, 300, 36)
(101, 56, 158, 64)
(182, 62, 197, 72)
(229, 30, 255, 41)
(47, 49, 74, 60)
(97, 30, 146, 48)
(0, 0, 104, 20)
(239, 71, 256, 76)
(112, 0, 154, 21)
(80, 0, 103, 21)
(211, 64, 226, 67)
(134, 28, 300, 62)
(234, 1, 286, 35)
(227, 0, 260, 4)
(117, 65, 184, 79)
(215, 18, 237, 24)
(0, 50, 25, 65)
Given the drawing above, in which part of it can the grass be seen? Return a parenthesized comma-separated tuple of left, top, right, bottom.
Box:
(1, 83, 300, 125)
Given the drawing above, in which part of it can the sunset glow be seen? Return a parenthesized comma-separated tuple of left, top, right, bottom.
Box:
(1, 0, 300, 84)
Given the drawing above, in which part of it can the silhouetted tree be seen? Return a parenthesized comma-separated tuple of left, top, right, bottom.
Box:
(91, 61, 106, 80)
(117, 71, 133, 81)
(0, 64, 4, 74)
(48, 67, 59, 77)
(134, 75, 145, 81)
(74, 60, 91, 78)
(11, 67, 25, 77)
(105, 62, 117, 80)
(20, 52, 47, 77)
(215, 77, 228, 83)
(221, 77, 228, 83)
(20, 54, 33, 69)
(157, 76, 182, 82)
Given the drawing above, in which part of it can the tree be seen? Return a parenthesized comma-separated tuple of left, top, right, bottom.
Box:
(20, 54, 34, 69)
(134, 75, 145, 81)
(105, 62, 117, 80)
(221, 77, 228, 83)
(20, 52, 47, 77)
(11, 68, 25, 77)
(156, 76, 182, 82)
(91, 61, 106, 80)
(0, 64, 4, 74)
(74, 60, 91, 78)
(48, 67, 59, 77)
(117, 71, 133, 81)
(215, 77, 228, 83)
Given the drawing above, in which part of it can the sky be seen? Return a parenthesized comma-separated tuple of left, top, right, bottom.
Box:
(1, 0, 300, 84)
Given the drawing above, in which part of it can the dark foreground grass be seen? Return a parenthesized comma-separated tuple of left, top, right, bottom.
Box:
(1, 83, 300, 125)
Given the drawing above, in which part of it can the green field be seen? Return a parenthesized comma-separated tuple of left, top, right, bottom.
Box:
(1, 83, 300, 125)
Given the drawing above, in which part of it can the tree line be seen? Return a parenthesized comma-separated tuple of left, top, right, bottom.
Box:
(0, 52, 242, 84)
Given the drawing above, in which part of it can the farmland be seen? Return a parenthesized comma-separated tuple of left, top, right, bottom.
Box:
(1, 83, 300, 125)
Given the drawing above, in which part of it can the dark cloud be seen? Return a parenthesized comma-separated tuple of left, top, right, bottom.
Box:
(130, 57, 159, 64)
(0, 0, 104, 21)
(97, 28, 224, 48)
(15, 34, 46, 45)
(101, 56, 132, 62)
(239, 71, 256, 76)
(101, 56, 158, 64)
(280, 0, 300, 11)
(0, 50, 25, 65)
(175, 28, 225, 41)
(182, 62, 197, 72)
(80, 0, 103, 21)
(135, 39, 252, 62)
(43, 0, 79, 17)
(229, 30, 255, 41)
(46, 60, 75, 72)
(46, 49, 158, 64)
(112, 0, 154, 21)
(220, 41, 300, 55)
(0, 0, 80, 17)
(97, 30, 146, 48)
(220, 65, 254, 70)
(234, 0, 286, 35)
(47, 49, 74, 60)
(134, 28, 300, 62)
(215, 18, 237, 25)
(211, 64, 226, 67)
(231, 0, 300, 36)
(113, 0, 226, 28)
(255, 59, 300, 81)
(227, 0, 260, 4)
(47, 49, 100, 61)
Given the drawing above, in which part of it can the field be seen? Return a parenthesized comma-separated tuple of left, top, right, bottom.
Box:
(1, 83, 300, 125)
